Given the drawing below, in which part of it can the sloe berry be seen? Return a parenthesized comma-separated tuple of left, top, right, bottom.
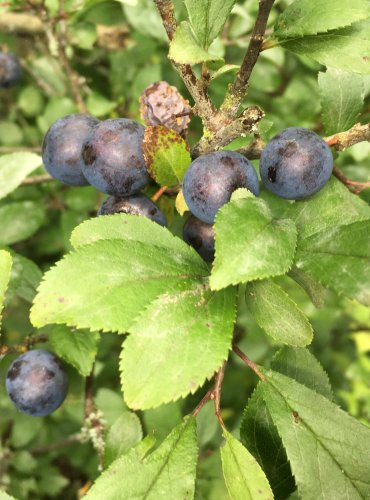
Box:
(260, 127, 333, 199)
(183, 215, 215, 262)
(6, 349, 68, 417)
(182, 151, 260, 224)
(81, 118, 150, 196)
(98, 193, 167, 226)
(42, 114, 99, 186)
(0, 52, 22, 88)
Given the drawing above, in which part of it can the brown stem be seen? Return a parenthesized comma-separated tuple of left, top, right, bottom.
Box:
(0, 334, 49, 357)
(151, 185, 168, 202)
(57, 0, 87, 113)
(21, 174, 54, 186)
(221, 0, 276, 116)
(154, 0, 215, 123)
(30, 435, 80, 455)
(232, 344, 265, 381)
(192, 361, 227, 428)
(333, 166, 370, 194)
(83, 366, 105, 469)
(325, 123, 370, 151)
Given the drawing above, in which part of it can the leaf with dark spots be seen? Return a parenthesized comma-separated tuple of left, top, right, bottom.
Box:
(143, 125, 191, 186)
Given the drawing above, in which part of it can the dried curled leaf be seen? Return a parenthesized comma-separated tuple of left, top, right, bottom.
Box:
(140, 81, 191, 134)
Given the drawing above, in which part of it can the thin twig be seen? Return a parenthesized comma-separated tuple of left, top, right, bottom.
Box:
(192, 361, 227, 428)
(232, 343, 265, 381)
(333, 166, 370, 194)
(221, 0, 276, 116)
(325, 123, 370, 151)
(154, 0, 215, 123)
(151, 185, 168, 202)
(30, 434, 81, 455)
(0, 334, 49, 358)
(21, 174, 54, 186)
(57, 0, 87, 113)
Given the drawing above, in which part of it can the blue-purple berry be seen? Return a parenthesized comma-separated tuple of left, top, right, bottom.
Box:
(183, 215, 215, 262)
(42, 114, 99, 186)
(182, 151, 260, 224)
(260, 127, 333, 200)
(98, 193, 167, 226)
(0, 52, 22, 88)
(6, 350, 68, 417)
(81, 119, 150, 196)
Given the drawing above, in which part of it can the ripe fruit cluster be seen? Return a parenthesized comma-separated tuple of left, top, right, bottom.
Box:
(42, 104, 333, 265)
(0, 52, 22, 88)
(42, 114, 167, 225)
(6, 350, 68, 417)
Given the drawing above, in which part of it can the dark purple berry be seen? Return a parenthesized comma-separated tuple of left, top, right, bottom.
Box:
(182, 151, 260, 224)
(0, 52, 22, 88)
(42, 114, 99, 186)
(98, 193, 167, 226)
(260, 127, 333, 200)
(81, 118, 150, 196)
(183, 215, 215, 262)
(6, 350, 68, 417)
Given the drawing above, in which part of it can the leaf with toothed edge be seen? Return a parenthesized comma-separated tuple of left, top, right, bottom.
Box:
(296, 220, 370, 306)
(85, 417, 198, 500)
(143, 125, 191, 186)
(31, 216, 209, 333)
(245, 279, 313, 347)
(120, 284, 237, 410)
(210, 197, 297, 291)
(0, 250, 12, 329)
(260, 369, 370, 499)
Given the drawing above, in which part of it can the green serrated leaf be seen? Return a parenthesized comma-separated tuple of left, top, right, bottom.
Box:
(296, 220, 370, 305)
(288, 266, 328, 308)
(3, 249, 42, 303)
(289, 178, 370, 240)
(210, 197, 297, 290)
(169, 21, 224, 65)
(0, 153, 42, 200)
(70, 214, 192, 253)
(245, 280, 313, 346)
(31, 215, 208, 333)
(184, 0, 237, 49)
(86, 417, 198, 500)
(0, 250, 12, 329)
(261, 370, 370, 499)
(271, 346, 333, 400)
(48, 325, 100, 376)
(274, 0, 370, 39)
(211, 64, 239, 80)
(120, 285, 236, 409)
(143, 126, 191, 186)
(104, 412, 143, 467)
(241, 388, 295, 500)
(319, 68, 365, 135)
(221, 430, 273, 500)
(0, 202, 46, 245)
(280, 25, 370, 74)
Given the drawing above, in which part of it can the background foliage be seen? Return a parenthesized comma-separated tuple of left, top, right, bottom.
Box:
(0, 0, 370, 499)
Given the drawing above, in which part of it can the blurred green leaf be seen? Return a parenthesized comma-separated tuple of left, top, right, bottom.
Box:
(0, 250, 12, 329)
(49, 325, 100, 376)
(319, 68, 365, 135)
(104, 412, 143, 467)
(0, 153, 42, 200)
(0, 202, 46, 245)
